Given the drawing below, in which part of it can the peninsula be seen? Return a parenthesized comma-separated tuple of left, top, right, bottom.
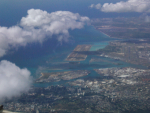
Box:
(66, 45, 92, 61)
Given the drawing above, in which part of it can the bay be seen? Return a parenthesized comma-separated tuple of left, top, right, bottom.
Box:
(0, 26, 146, 87)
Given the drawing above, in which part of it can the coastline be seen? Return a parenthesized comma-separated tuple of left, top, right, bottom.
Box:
(91, 25, 131, 40)
(95, 28, 122, 40)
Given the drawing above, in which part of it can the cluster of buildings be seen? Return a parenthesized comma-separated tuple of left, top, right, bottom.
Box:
(3, 66, 150, 112)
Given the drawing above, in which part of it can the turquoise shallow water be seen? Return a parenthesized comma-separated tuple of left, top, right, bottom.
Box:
(0, 26, 147, 87)
(90, 41, 109, 51)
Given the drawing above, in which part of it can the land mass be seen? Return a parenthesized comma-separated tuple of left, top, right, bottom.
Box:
(98, 40, 150, 67)
(4, 67, 150, 113)
(66, 45, 92, 61)
(36, 70, 90, 82)
(92, 17, 150, 39)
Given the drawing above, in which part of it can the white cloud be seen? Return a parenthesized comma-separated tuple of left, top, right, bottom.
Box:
(20, 9, 90, 41)
(145, 16, 150, 22)
(0, 9, 90, 57)
(89, 4, 95, 8)
(0, 60, 31, 101)
(89, 3, 101, 9)
(90, 0, 150, 13)
(0, 26, 45, 57)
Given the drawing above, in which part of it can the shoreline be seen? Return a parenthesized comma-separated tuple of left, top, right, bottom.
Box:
(91, 25, 118, 39)
(96, 28, 122, 40)
(92, 25, 137, 40)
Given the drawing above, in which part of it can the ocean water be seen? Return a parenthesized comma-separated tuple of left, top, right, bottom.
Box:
(0, 26, 111, 75)
(90, 41, 109, 51)
(0, 25, 146, 87)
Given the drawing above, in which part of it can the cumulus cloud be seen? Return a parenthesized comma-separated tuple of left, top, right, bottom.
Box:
(0, 26, 45, 57)
(0, 60, 31, 101)
(90, 0, 150, 13)
(0, 9, 90, 57)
